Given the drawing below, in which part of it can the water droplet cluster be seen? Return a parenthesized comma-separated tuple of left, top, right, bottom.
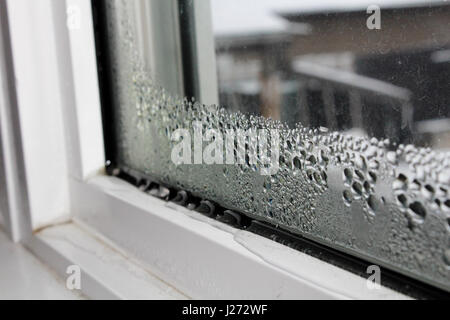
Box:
(104, 0, 450, 290)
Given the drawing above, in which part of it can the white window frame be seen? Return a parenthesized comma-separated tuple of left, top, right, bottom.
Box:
(0, 0, 408, 299)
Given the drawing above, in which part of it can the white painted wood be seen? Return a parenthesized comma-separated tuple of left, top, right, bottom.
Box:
(0, 0, 32, 241)
(26, 222, 188, 300)
(4, 0, 71, 230)
(0, 229, 82, 299)
(58, 0, 105, 179)
(1, 0, 106, 232)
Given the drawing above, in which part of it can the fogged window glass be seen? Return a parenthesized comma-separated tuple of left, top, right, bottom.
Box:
(97, 0, 450, 293)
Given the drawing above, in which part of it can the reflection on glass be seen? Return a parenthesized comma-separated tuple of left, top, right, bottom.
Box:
(211, 0, 450, 148)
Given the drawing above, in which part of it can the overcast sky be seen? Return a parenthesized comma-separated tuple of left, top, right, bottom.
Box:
(211, 0, 448, 36)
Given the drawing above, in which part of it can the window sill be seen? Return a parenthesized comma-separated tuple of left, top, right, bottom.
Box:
(25, 222, 187, 300)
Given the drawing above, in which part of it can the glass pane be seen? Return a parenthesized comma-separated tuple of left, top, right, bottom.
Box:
(97, 0, 450, 292)
(212, 0, 450, 148)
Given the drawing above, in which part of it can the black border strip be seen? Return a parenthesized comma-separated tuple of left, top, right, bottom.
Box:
(91, 0, 118, 168)
(178, 0, 199, 101)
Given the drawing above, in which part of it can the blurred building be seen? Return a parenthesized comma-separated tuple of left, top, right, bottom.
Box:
(213, 1, 450, 147)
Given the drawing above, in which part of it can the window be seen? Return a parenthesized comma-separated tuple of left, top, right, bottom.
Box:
(93, 0, 450, 295)
(1, 0, 448, 299)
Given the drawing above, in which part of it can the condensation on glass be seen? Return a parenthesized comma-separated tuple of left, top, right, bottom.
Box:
(101, 0, 450, 291)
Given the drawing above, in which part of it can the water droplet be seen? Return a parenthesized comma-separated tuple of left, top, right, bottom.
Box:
(397, 194, 408, 208)
(343, 168, 353, 185)
(368, 171, 377, 183)
(354, 169, 365, 181)
(408, 201, 426, 223)
(343, 190, 352, 206)
(355, 155, 367, 171)
(307, 155, 317, 165)
(422, 184, 435, 201)
(393, 174, 408, 191)
(443, 249, 450, 266)
(363, 181, 371, 194)
(367, 195, 376, 214)
(352, 182, 363, 198)
(293, 157, 302, 170)
(443, 199, 450, 213)
(386, 151, 398, 165)
(410, 179, 421, 191)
